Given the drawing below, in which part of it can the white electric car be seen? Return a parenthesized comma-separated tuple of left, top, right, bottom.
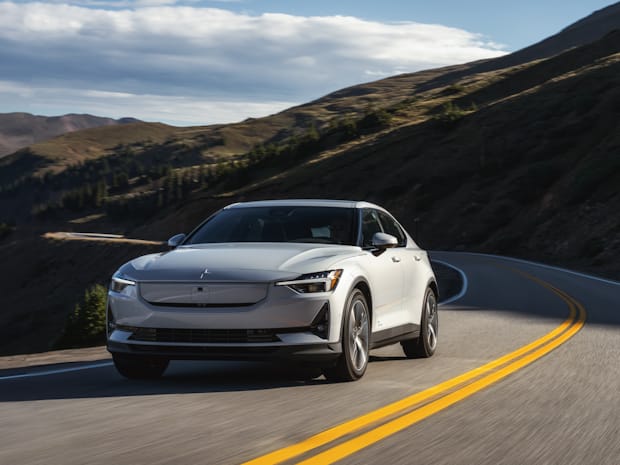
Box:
(107, 200, 438, 381)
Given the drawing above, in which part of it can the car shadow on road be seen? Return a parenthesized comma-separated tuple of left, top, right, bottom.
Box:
(0, 359, 342, 402)
(0, 353, 423, 402)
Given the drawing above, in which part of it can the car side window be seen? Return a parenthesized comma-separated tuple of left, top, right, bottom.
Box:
(361, 209, 383, 247)
(377, 211, 407, 247)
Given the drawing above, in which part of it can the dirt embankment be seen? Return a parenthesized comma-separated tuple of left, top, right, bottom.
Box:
(0, 234, 164, 356)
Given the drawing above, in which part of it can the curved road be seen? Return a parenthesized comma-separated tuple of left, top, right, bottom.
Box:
(1, 252, 619, 465)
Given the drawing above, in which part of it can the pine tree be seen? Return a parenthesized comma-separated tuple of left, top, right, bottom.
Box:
(55, 284, 107, 348)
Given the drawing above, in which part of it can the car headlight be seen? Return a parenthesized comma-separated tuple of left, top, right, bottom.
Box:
(276, 269, 343, 293)
(110, 274, 137, 296)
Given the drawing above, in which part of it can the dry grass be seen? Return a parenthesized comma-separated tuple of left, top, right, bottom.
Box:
(43, 232, 164, 246)
(27, 122, 178, 174)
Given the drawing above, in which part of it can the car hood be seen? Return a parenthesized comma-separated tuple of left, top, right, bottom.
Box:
(117, 242, 364, 282)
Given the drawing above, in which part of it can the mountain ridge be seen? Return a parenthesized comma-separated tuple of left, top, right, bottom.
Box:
(0, 112, 141, 158)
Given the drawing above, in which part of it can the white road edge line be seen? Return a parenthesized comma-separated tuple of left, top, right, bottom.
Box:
(432, 259, 468, 305)
(0, 361, 113, 381)
(457, 252, 620, 287)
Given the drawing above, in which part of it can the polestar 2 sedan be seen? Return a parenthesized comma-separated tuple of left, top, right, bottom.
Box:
(107, 200, 438, 381)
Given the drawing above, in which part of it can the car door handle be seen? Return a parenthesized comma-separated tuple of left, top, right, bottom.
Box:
(392, 256, 401, 263)
(414, 255, 421, 261)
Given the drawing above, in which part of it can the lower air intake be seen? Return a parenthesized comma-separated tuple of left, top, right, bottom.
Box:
(121, 326, 308, 344)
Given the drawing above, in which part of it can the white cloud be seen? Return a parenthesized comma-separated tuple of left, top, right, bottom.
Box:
(0, 82, 295, 125)
(0, 80, 35, 98)
(0, 2, 507, 124)
(21, 0, 229, 7)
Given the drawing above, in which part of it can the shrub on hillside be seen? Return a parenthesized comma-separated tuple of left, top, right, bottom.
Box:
(581, 237, 605, 258)
(443, 83, 466, 95)
(337, 117, 359, 141)
(568, 154, 620, 204)
(0, 222, 14, 240)
(435, 102, 466, 124)
(55, 284, 108, 349)
(358, 108, 392, 131)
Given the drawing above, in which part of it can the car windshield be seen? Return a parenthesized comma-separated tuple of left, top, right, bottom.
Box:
(186, 206, 357, 245)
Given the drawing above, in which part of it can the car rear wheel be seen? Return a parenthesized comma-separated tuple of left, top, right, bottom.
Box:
(401, 287, 438, 358)
(112, 353, 169, 379)
(323, 289, 370, 382)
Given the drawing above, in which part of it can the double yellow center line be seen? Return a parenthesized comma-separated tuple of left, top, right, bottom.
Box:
(241, 269, 586, 465)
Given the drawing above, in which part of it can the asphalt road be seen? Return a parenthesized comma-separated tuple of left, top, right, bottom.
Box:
(1, 252, 619, 465)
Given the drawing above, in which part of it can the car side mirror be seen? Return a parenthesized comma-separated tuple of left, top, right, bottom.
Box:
(167, 233, 186, 248)
(372, 232, 398, 250)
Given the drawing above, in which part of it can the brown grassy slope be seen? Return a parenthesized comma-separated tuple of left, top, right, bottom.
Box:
(135, 32, 620, 279)
(0, 235, 164, 355)
(0, 113, 139, 157)
(0, 122, 179, 179)
(0, 66, 463, 186)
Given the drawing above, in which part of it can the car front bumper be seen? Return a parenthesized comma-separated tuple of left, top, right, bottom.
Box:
(107, 338, 342, 363)
(106, 279, 349, 362)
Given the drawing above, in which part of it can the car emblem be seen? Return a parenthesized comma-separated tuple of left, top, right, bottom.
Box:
(200, 268, 210, 279)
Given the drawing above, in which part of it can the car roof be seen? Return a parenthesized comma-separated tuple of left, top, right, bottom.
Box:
(224, 199, 385, 210)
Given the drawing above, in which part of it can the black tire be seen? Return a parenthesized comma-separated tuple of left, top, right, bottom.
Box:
(401, 287, 438, 359)
(323, 289, 370, 382)
(112, 353, 169, 379)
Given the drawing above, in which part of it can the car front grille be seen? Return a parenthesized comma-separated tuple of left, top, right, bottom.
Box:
(139, 282, 268, 307)
(120, 326, 308, 344)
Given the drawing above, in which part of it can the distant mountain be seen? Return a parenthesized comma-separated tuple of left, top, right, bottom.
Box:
(0, 113, 141, 157)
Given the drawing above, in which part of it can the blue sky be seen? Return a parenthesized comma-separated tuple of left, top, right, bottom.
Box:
(0, 0, 615, 125)
(216, 1, 614, 50)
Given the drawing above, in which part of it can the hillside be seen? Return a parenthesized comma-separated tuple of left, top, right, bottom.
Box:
(0, 235, 162, 355)
(3, 3, 619, 187)
(0, 113, 140, 158)
(137, 29, 620, 275)
(1, 4, 619, 355)
(0, 67, 458, 181)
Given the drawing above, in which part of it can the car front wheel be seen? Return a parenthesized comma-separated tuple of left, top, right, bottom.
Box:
(112, 353, 169, 379)
(323, 289, 370, 382)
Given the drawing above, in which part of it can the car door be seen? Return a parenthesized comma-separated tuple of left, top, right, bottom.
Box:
(359, 208, 405, 332)
(377, 210, 425, 327)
